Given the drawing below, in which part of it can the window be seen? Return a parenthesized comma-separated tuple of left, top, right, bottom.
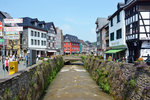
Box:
(35, 31, 37, 37)
(31, 39, 33, 45)
(38, 40, 40, 45)
(44, 41, 46, 46)
(9, 40, 11, 44)
(31, 31, 33, 36)
(35, 40, 37, 45)
(111, 19, 113, 27)
(68, 43, 70, 45)
(41, 41, 43, 46)
(44, 34, 46, 38)
(116, 29, 122, 39)
(41, 33, 43, 38)
(68, 47, 70, 50)
(16, 40, 18, 45)
(117, 13, 120, 23)
(38, 32, 40, 37)
(110, 32, 114, 41)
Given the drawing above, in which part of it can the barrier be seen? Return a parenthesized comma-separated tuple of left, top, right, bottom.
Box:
(9, 61, 18, 75)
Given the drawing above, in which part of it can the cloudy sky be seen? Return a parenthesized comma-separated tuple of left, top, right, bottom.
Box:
(0, 0, 123, 42)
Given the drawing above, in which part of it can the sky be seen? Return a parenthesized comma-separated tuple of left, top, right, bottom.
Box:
(0, 0, 124, 42)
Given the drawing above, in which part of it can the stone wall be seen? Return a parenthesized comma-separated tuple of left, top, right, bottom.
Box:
(83, 56, 150, 100)
(0, 56, 64, 100)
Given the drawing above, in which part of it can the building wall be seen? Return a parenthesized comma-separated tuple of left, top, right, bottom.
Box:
(64, 42, 80, 54)
(28, 28, 47, 49)
(109, 10, 126, 47)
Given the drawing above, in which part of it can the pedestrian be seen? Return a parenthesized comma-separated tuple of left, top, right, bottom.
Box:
(5, 57, 9, 72)
(25, 54, 28, 67)
(9, 55, 13, 62)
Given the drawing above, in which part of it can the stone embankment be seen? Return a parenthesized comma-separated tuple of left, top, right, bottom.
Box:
(82, 56, 150, 100)
(0, 56, 64, 100)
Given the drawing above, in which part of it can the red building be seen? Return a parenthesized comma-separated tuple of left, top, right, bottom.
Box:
(64, 34, 80, 54)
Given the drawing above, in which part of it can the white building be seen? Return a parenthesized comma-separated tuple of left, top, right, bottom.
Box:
(124, 0, 150, 62)
(45, 22, 57, 57)
(106, 3, 127, 60)
(19, 17, 47, 57)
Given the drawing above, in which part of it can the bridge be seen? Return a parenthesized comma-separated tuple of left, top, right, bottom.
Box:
(63, 56, 82, 63)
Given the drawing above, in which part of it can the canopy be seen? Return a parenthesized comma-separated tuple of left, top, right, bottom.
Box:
(104, 49, 125, 54)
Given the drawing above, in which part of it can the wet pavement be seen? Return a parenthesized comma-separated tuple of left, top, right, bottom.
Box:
(43, 61, 114, 100)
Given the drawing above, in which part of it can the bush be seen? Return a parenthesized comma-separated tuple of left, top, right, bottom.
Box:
(40, 57, 44, 60)
(81, 55, 86, 61)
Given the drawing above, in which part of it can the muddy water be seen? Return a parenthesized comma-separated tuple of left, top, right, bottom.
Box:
(43, 62, 114, 100)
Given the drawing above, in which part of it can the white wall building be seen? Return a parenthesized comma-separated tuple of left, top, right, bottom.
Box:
(106, 3, 127, 60)
(19, 17, 47, 57)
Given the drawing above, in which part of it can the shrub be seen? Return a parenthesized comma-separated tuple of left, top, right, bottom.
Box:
(40, 57, 44, 60)
(81, 55, 86, 61)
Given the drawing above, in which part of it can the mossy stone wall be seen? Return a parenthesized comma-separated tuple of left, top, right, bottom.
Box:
(83, 56, 150, 100)
(0, 56, 64, 100)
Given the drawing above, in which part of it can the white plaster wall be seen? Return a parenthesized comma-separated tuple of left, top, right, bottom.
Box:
(28, 28, 47, 49)
(109, 10, 126, 47)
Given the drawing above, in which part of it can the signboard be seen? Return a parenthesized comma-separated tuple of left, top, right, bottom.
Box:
(0, 39, 3, 42)
(4, 35, 19, 39)
(5, 31, 19, 35)
(4, 19, 23, 23)
(0, 22, 2, 36)
(4, 27, 23, 32)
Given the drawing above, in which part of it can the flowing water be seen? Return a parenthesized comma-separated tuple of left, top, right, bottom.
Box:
(43, 61, 114, 100)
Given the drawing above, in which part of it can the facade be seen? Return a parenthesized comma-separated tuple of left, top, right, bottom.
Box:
(56, 27, 64, 55)
(64, 34, 80, 54)
(95, 18, 108, 56)
(18, 17, 47, 57)
(124, 0, 150, 62)
(0, 11, 21, 56)
(85, 41, 97, 55)
(103, 24, 110, 59)
(79, 40, 87, 54)
(45, 22, 57, 57)
(106, 3, 127, 60)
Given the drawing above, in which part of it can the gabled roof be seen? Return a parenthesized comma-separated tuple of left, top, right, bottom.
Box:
(45, 22, 57, 34)
(0, 11, 12, 19)
(108, 2, 125, 20)
(18, 17, 47, 32)
(95, 18, 108, 29)
(64, 34, 80, 44)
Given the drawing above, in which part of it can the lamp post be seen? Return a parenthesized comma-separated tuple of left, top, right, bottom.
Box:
(2, 20, 5, 78)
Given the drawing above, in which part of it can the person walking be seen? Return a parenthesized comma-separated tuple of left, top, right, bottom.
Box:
(5, 57, 9, 72)
(9, 55, 14, 62)
(25, 54, 28, 67)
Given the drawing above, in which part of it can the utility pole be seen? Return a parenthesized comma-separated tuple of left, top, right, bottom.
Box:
(2, 19, 5, 78)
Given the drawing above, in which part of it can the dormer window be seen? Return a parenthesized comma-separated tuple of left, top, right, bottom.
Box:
(42, 24, 44, 28)
(35, 22, 37, 26)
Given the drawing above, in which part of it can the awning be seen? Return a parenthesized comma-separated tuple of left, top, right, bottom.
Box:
(47, 50, 57, 53)
(105, 49, 125, 54)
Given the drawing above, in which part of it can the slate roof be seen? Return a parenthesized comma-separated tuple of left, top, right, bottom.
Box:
(0, 11, 12, 19)
(64, 34, 80, 44)
(95, 18, 108, 30)
(18, 17, 47, 31)
(45, 22, 57, 34)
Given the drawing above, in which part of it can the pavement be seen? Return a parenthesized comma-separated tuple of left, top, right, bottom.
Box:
(43, 61, 113, 100)
(0, 60, 36, 79)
